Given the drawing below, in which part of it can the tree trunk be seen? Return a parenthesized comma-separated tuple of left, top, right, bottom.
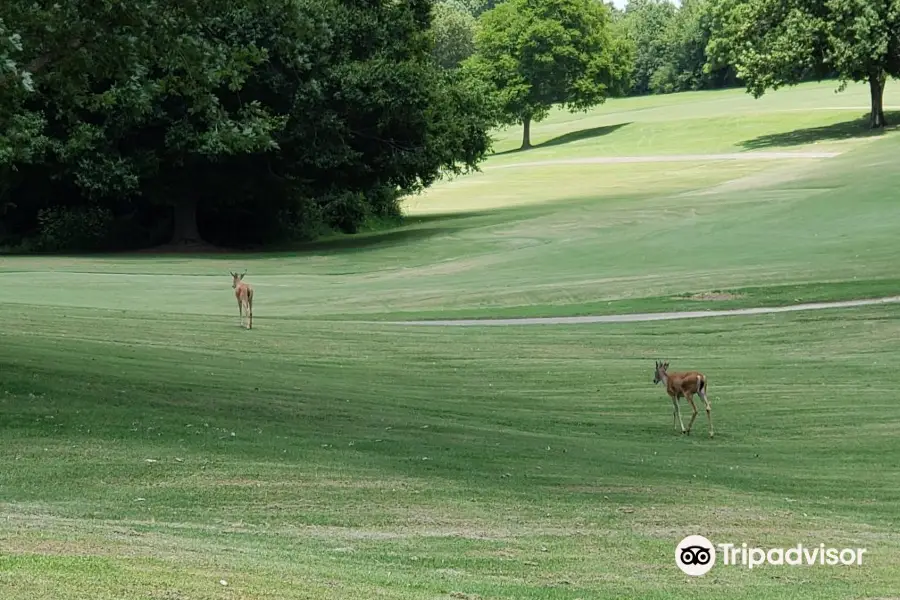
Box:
(521, 116, 532, 150)
(170, 196, 202, 245)
(869, 72, 887, 129)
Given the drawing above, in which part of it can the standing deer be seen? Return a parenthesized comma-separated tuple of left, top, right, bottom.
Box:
(653, 360, 713, 438)
(231, 270, 253, 329)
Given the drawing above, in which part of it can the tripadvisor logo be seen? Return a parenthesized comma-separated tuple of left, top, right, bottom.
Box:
(676, 535, 716, 576)
(675, 535, 867, 576)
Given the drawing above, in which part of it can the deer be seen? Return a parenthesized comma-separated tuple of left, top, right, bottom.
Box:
(653, 360, 713, 438)
(230, 270, 253, 329)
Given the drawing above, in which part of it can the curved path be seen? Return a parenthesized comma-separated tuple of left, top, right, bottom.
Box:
(491, 151, 841, 169)
(386, 296, 900, 327)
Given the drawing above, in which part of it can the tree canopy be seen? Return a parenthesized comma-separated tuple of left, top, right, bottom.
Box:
(706, 0, 900, 128)
(462, 0, 633, 149)
(618, 0, 678, 95)
(0, 0, 496, 250)
(431, 1, 478, 70)
(613, 0, 736, 96)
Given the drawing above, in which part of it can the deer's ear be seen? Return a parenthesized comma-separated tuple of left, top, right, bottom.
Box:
(239, 273, 245, 280)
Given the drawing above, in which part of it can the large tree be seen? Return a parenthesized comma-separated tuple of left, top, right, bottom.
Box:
(706, 0, 900, 129)
(0, 0, 496, 250)
(0, 0, 286, 247)
(463, 0, 632, 149)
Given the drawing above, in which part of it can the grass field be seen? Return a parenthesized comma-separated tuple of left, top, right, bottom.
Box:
(1, 81, 900, 599)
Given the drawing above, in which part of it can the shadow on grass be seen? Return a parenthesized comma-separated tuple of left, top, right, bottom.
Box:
(492, 122, 631, 157)
(401, 211, 495, 226)
(12, 189, 650, 261)
(284, 225, 468, 254)
(7, 206, 555, 261)
(284, 193, 631, 256)
(539, 122, 631, 148)
(740, 111, 900, 150)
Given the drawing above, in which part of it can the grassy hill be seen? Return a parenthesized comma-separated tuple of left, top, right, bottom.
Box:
(0, 81, 898, 599)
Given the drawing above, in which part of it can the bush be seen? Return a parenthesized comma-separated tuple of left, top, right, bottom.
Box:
(272, 200, 329, 243)
(320, 191, 370, 234)
(35, 205, 114, 252)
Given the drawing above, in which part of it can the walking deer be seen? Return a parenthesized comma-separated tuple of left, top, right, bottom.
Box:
(653, 360, 713, 438)
(231, 270, 253, 329)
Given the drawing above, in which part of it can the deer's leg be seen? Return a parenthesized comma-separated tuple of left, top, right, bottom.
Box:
(248, 294, 253, 330)
(684, 394, 699, 435)
(700, 390, 713, 438)
(672, 396, 686, 434)
(673, 400, 677, 430)
(237, 298, 243, 327)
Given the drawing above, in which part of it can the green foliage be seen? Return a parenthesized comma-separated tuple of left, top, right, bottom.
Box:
(464, 0, 632, 147)
(431, 1, 478, 69)
(651, 0, 738, 93)
(618, 0, 677, 95)
(706, 0, 900, 127)
(445, 0, 507, 17)
(34, 205, 113, 252)
(0, 0, 496, 251)
(616, 0, 736, 96)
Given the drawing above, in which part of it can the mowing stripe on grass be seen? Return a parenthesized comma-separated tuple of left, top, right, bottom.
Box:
(384, 295, 900, 327)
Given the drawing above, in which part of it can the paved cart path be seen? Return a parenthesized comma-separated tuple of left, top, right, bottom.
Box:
(490, 151, 841, 169)
(382, 296, 900, 327)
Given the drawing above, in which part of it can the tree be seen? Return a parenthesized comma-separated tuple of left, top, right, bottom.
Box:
(706, 0, 900, 129)
(431, 1, 478, 69)
(649, 0, 738, 94)
(0, 0, 286, 247)
(0, 0, 497, 250)
(252, 0, 496, 236)
(445, 0, 489, 17)
(618, 0, 677, 96)
(0, 17, 48, 218)
(463, 0, 632, 149)
(453, 0, 509, 17)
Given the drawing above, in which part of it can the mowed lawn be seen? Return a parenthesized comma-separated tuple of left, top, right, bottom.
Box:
(1, 82, 899, 599)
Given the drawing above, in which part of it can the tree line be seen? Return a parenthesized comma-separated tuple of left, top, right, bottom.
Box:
(1, 0, 895, 251)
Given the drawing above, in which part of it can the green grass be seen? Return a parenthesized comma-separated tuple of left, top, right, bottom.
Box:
(352, 278, 900, 322)
(2, 81, 900, 599)
(483, 79, 900, 159)
(2, 305, 899, 599)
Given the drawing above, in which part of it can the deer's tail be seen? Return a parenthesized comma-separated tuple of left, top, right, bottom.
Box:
(698, 374, 707, 394)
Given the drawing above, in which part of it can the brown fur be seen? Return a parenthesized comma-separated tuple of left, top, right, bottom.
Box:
(653, 360, 713, 437)
(231, 270, 254, 329)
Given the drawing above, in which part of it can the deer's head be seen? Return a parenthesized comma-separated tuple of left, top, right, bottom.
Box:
(653, 360, 669, 384)
(230, 270, 246, 289)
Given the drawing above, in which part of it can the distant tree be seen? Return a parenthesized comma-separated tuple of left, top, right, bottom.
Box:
(619, 0, 677, 95)
(706, 0, 900, 128)
(649, 0, 737, 94)
(431, 1, 477, 69)
(604, 1, 626, 20)
(452, 0, 487, 16)
(464, 0, 632, 149)
(437, 0, 508, 18)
